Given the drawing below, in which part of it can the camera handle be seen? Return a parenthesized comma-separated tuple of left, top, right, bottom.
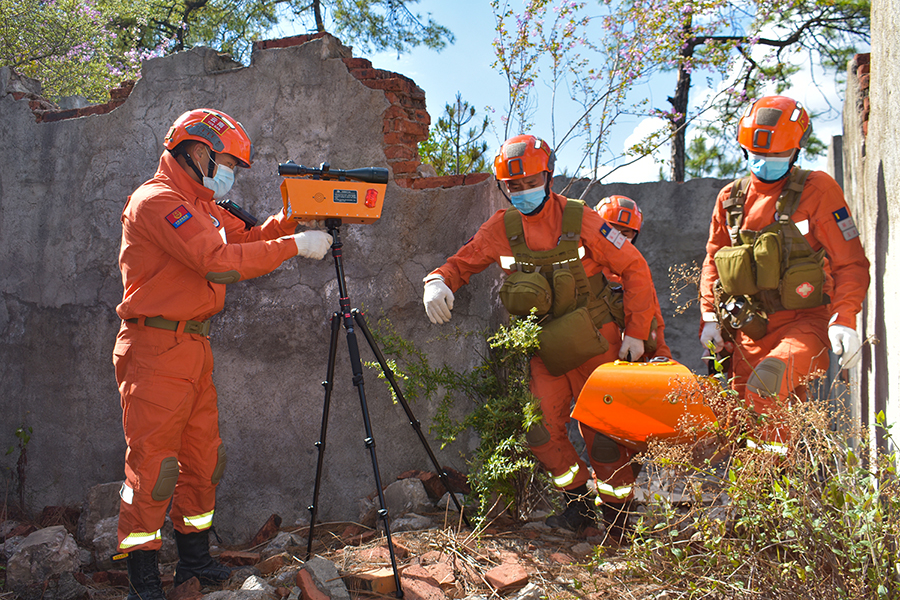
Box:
(306, 219, 468, 597)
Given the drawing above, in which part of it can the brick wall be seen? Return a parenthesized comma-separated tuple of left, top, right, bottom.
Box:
(853, 53, 871, 136)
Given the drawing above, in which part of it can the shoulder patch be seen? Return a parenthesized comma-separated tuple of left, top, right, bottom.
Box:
(832, 206, 859, 241)
(166, 205, 193, 228)
(600, 222, 626, 249)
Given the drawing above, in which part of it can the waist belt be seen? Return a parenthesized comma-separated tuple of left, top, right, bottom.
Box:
(126, 316, 212, 337)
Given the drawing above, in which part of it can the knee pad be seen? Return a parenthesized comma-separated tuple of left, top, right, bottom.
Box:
(525, 421, 551, 447)
(746, 357, 788, 398)
(211, 444, 227, 485)
(590, 432, 621, 464)
(151, 456, 179, 501)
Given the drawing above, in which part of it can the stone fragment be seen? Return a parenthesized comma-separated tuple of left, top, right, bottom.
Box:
(384, 478, 433, 517)
(299, 556, 351, 600)
(6, 526, 83, 600)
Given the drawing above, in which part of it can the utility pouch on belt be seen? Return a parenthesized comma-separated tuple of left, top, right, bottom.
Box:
(537, 306, 609, 376)
(753, 231, 782, 290)
(779, 250, 826, 310)
(713, 280, 768, 341)
(714, 244, 759, 297)
(499, 271, 552, 316)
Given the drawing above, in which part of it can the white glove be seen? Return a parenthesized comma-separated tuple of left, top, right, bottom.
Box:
(618, 335, 644, 362)
(700, 322, 725, 354)
(423, 278, 454, 324)
(287, 230, 333, 260)
(828, 324, 862, 369)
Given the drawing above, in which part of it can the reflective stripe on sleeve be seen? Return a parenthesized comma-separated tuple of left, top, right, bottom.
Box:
(120, 530, 161, 549)
(552, 463, 580, 488)
(183, 510, 215, 530)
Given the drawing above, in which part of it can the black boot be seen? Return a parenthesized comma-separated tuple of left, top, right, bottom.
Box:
(126, 549, 166, 600)
(545, 484, 595, 532)
(173, 530, 231, 587)
(600, 501, 632, 543)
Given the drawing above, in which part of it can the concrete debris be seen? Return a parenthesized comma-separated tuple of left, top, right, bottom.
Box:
(384, 478, 433, 517)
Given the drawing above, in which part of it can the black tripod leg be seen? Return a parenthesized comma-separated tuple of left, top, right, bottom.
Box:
(343, 320, 404, 598)
(306, 312, 342, 561)
(353, 309, 471, 526)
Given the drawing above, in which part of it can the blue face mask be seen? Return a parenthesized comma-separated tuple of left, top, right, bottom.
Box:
(748, 152, 793, 182)
(509, 185, 547, 215)
(203, 161, 235, 199)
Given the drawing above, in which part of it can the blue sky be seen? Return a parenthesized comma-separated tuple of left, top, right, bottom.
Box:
(266, 0, 854, 183)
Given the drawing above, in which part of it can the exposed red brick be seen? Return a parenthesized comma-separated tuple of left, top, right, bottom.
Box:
(296, 568, 329, 600)
(389, 160, 420, 175)
(218, 550, 260, 566)
(383, 131, 425, 146)
(387, 119, 429, 137)
(400, 565, 446, 600)
(859, 73, 870, 90)
(549, 552, 574, 564)
(363, 77, 418, 94)
(275, 587, 290, 598)
(107, 570, 130, 587)
(256, 552, 290, 575)
(248, 513, 282, 546)
(342, 57, 373, 70)
(344, 567, 398, 595)
(484, 562, 528, 592)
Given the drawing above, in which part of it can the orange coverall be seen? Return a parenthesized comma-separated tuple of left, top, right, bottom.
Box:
(700, 170, 869, 446)
(430, 191, 658, 502)
(113, 151, 298, 552)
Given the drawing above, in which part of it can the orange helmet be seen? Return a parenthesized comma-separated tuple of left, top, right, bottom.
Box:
(737, 95, 811, 154)
(493, 134, 556, 180)
(596, 195, 642, 233)
(164, 108, 253, 168)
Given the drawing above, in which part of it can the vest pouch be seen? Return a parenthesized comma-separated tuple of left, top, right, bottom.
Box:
(537, 307, 609, 376)
(551, 269, 577, 318)
(753, 231, 782, 290)
(780, 259, 825, 310)
(714, 244, 759, 297)
(499, 271, 552, 316)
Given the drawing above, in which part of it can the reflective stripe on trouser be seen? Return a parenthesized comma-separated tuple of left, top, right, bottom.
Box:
(120, 530, 162, 549)
(578, 423, 638, 504)
(183, 510, 215, 530)
(730, 311, 829, 454)
(528, 326, 620, 491)
(114, 324, 222, 552)
(552, 463, 580, 488)
(594, 483, 633, 503)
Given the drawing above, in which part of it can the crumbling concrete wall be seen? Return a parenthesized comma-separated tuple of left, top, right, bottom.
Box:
(0, 32, 731, 543)
(0, 35, 502, 542)
(841, 0, 900, 451)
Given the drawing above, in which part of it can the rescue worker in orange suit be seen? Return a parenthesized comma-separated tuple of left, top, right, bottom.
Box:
(699, 95, 869, 455)
(113, 108, 333, 600)
(422, 135, 659, 532)
(580, 194, 671, 539)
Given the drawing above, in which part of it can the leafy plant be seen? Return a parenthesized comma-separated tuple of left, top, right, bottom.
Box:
(4, 419, 33, 519)
(366, 312, 551, 525)
(595, 374, 900, 600)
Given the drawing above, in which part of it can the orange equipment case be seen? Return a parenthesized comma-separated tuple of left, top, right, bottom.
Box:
(280, 177, 387, 225)
(571, 359, 718, 450)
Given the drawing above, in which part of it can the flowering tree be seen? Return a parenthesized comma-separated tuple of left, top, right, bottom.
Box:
(490, 0, 869, 184)
(0, 0, 163, 101)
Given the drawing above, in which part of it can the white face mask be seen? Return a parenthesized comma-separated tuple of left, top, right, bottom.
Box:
(203, 164, 234, 199)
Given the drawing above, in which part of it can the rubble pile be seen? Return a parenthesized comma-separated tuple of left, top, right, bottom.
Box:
(1, 470, 641, 600)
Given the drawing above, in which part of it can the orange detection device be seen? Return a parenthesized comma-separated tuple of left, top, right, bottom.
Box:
(278, 161, 388, 224)
(571, 359, 718, 451)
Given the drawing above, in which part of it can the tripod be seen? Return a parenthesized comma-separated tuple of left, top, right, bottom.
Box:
(305, 218, 468, 597)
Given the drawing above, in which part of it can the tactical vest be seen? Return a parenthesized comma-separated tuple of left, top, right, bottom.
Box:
(714, 168, 828, 323)
(498, 199, 628, 376)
